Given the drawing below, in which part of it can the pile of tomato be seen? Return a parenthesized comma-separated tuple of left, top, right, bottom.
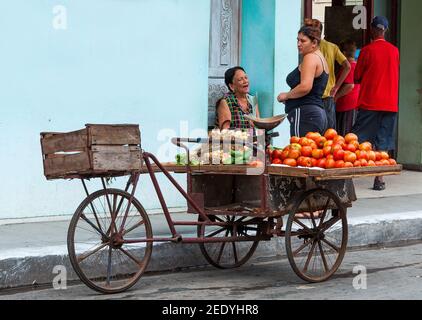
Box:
(269, 129, 398, 169)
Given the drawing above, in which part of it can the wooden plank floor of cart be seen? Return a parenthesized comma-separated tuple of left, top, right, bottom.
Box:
(143, 163, 403, 180)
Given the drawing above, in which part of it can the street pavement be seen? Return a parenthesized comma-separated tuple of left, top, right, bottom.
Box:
(2, 242, 422, 300)
(1, 170, 422, 292)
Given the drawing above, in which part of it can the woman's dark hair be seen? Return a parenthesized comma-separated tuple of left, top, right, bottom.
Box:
(224, 66, 245, 92)
(299, 18, 322, 45)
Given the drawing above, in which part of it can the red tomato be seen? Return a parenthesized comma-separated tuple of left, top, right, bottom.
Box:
(272, 149, 283, 160)
(350, 140, 360, 150)
(298, 138, 312, 147)
(332, 144, 343, 153)
(323, 146, 333, 157)
(312, 148, 324, 159)
(290, 136, 301, 144)
(325, 159, 336, 169)
(288, 149, 301, 160)
(333, 149, 346, 161)
(346, 144, 357, 153)
(344, 162, 354, 168)
(357, 150, 369, 161)
(359, 142, 373, 152)
(314, 136, 327, 148)
(353, 160, 362, 167)
(389, 159, 397, 165)
(368, 160, 376, 167)
(283, 158, 297, 167)
(317, 158, 327, 169)
(333, 135, 346, 146)
(324, 128, 338, 140)
(281, 149, 290, 160)
(301, 146, 313, 157)
(335, 160, 345, 168)
(381, 159, 390, 166)
(380, 151, 390, 160)
(344, 151, 357, 163)
(345, 133, 358, 144)
(367, 151, 376, 162)
(298, 157, 312, 167)
(306, 132, 321, 141)
(290, 143, 302, 151)
(272, 158, 282, 165)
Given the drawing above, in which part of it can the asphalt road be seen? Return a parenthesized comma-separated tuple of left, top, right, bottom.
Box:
(2, 242, 422, 301)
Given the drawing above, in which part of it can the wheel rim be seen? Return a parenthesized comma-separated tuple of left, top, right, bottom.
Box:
(67, 189, 153, 294)
(197, 215, 261, 269)
(285, 189, 348, 283)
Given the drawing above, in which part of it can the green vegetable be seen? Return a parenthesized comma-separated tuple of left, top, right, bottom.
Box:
(176, 153, 187, 165)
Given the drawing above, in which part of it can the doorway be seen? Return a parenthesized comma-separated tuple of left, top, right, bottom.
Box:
(304, 0, 399, 47)
(208, 0, 242, 130)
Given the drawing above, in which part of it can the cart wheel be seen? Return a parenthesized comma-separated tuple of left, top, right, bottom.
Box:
(285, 189, 348, 283)
(67, 188, 153, 294)
(197, 215, 261, 269)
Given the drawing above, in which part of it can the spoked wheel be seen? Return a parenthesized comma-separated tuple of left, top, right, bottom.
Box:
(285, 189, 348, 283)
(67, 188, 153, 294)
(197, 215, 262, 269)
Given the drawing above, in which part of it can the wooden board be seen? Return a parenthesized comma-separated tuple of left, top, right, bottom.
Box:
(87, 124, 140, 145)
(41, 129, 87, 154)
(91, 146, 142, 171)
(148, 163, 402, 181)
(140, 163, 265, 176)
(268, 165, 403, 181)
(44, 152, 91, 178)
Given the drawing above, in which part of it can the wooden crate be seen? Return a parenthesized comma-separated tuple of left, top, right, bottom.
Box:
(40, 124, 142, 180)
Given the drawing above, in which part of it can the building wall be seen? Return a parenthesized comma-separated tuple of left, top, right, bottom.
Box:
(241, 0, 275, 119)
(397, 0, 422, 166)
(0, 0, 210, 219)
(273, 0, 303, 148)
(242, 0, 302, 148)
(0, 0, 303, 220)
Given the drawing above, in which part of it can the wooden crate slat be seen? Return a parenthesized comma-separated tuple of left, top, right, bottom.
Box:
(87, 125, 140, 145)
(92, 146, 142, 171)
(41, 124, 143, 179)
(41, 129, 87, 155)
(44, 152, 91, 177)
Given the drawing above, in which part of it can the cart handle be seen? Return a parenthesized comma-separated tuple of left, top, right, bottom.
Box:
(171, 137, 208, 146)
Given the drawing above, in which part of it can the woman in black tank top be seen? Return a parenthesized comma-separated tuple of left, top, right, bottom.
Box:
(277, 20, 329, 137)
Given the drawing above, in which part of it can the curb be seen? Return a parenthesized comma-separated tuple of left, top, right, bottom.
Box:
(1, 216, 422, 290)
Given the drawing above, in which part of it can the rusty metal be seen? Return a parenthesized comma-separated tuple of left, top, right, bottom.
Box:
(143, 152, 210, 223)
(65, 129, 378, 295)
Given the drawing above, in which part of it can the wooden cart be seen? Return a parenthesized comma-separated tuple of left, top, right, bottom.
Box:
(40, 125, 402, 294)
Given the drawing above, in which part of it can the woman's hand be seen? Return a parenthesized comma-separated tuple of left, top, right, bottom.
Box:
(277, 93, 289, 104)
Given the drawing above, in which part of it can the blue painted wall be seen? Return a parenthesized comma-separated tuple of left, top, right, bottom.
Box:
(242, 0, 301, 149)
(273, 0, 302, 148)
(241, 0, 276, 119)
(0, 0, 210, 219)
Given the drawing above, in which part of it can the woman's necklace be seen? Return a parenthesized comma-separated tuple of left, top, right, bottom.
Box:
(236, 95, 249, 113)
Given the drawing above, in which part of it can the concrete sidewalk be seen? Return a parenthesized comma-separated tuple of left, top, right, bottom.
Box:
(1, 170, 422, 290)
